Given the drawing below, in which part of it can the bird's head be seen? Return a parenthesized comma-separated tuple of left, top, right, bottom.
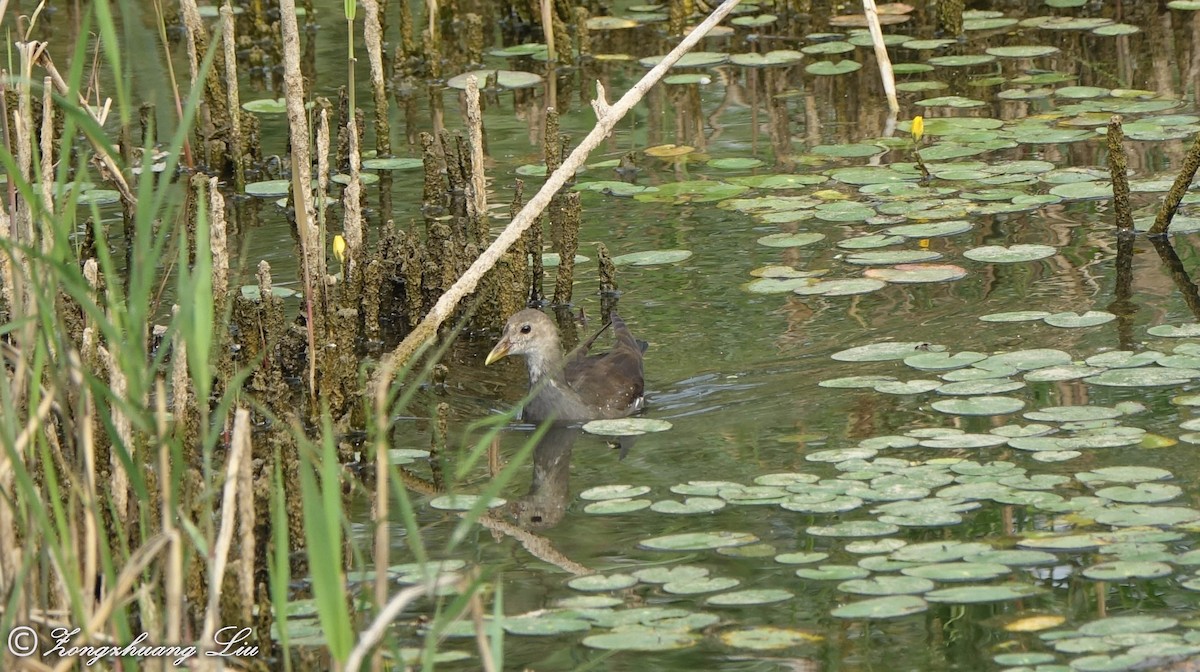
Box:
(485, 309, 560, 366)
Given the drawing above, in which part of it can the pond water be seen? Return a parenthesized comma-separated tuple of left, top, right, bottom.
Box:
(120, 0, 1200, 668)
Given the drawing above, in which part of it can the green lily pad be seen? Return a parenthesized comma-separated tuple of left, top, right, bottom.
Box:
(580, 484, 652, 501)
(581, 418, 672, 436)
(757, 232, 826, 248)
(831, 595, 928, 619)
(447, 69, 544, 90)
(1085, 368, 1197, 387)
(245, 179, 293, 197)
(924, 584, 1044, 603)
(583, 628, 698, 651)
(632, 566, 709, 584)
(964, 244, 1056, 262)
(932, 396, 1025, 416)
(503, 616, 592, 635)
(1044, 311, 1116, 328)
(980, 310, 1053, 322)
(833, 342, 943, 362)
(428, 494, 506, 510)
(806, 60, 862, 75)
(729, 50, 806, 67)
(568, 573, 639, 591)
(650, 497, 727, 514)
(708, 157, 766, 170)
(584, 498, 652, 514)
(362, 157, 424, 171)
(902, 562, 1011, 582)
(838, 576, 935, 596)
(706, 589, 793, 606)
(638, 52, 730, 68)
(794, 565, 872, 581)
(663, 577, 740, 595)
(987, 45, 1061, 58)
(864, 264, 968, 283)
(640, 531, 759, 551)
(611, 250, 693, 266)
(719, 626, 823, 649)
(794, 279, 887, 296)
(1081, 561, 1173, 581)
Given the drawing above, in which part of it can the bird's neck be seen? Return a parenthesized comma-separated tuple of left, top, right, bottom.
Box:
(525, 344, 566, 384)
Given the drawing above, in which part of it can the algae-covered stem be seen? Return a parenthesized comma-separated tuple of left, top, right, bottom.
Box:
(1106, 115, 1133, 232)
(1148, 128, 1200, 236)
(371, 0, 745, 401)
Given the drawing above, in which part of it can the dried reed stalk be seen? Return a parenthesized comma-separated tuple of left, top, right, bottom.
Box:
(279, 0, 321, 395)
(464, 77, 488, 244)
(201, 408, 252, 648)
(221, 5, 245, 190)
(361, 0, 390, 155)
(157, 378, 184, 647)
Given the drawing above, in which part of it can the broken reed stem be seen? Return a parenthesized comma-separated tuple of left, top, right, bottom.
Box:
(279, 0, 321, 397)
(1148, 128, 1200, 236)
(362, 0, 390, 156)
(343, 576, 460, 672)
(863, 0, 898, 114)
(343, 110, 364, 264)
(100, 347, 131, 523)
(540, 0, 556, 63)
(221, 6, 245, 191)
(236, 409, 255, 624)
(201, 408, 252, 648)
(465, 77, 488, 244)
(469, 579, 498, 672)
(1107, 115, 1133, 232)
(370, 0, 744, 401)
(156, 377, 184, 646)
(371, 402, 390, 662)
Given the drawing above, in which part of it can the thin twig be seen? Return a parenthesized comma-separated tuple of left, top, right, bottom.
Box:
(343, 575, 459, 672)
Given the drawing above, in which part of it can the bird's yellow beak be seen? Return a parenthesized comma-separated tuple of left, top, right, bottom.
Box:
(485, 339, 511, 366)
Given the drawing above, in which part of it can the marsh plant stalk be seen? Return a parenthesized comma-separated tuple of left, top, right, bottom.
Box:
(279, 0, 321, 396)
(371, 0, 745, 397)
(863, 0, 898, 114)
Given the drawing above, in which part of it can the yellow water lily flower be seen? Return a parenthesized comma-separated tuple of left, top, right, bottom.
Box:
(333, 234, 347, 264)
(911, 115, 924, 142)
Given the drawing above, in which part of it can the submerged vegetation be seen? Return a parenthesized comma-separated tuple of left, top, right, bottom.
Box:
(10, 0, 1200, 669)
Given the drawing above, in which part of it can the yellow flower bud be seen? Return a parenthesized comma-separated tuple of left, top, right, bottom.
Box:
(911, 116, 924, 142)
(333, 234, 347, 264)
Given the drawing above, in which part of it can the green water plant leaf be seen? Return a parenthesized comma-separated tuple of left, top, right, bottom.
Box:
(640, 531, 759, 551)
(583, 628, 698, 651)
(864, 264, 968, 283)
(611, 250, 693, 266)
(719, 626, 823, 649)
(806, 60, 862, 75)
(924, 584, 1044, 603)
(1044, 311, 1116, 328)
(833, 342, 944, 362)
(964, 244, 1056, 262)
(831, 595, 928, 619)
(447, 69, 544, 89)
(932, 396, 1025, 416)
(757, 232, 825, 248)
(650, 497, 727, 514)
(706, 589, 793, 606)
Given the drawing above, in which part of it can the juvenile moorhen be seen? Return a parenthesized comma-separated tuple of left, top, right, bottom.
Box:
(485, 309, 647, 422)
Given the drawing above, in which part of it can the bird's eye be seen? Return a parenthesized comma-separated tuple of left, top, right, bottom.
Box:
(520, 324, 532, 334)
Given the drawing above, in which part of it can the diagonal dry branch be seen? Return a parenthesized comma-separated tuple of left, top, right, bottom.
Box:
(370, 0, 743, 403)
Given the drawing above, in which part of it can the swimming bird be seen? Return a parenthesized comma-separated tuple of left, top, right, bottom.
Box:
(485, 309, 647, 422)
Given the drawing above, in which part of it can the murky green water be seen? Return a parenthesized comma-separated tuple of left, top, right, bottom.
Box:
(95, 0, 1200, 668)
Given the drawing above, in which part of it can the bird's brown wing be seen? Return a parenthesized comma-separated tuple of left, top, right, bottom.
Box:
(564, 313, 646, 418)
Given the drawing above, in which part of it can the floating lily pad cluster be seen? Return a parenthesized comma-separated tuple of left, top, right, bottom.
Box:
(823, 337, 1200, 435)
